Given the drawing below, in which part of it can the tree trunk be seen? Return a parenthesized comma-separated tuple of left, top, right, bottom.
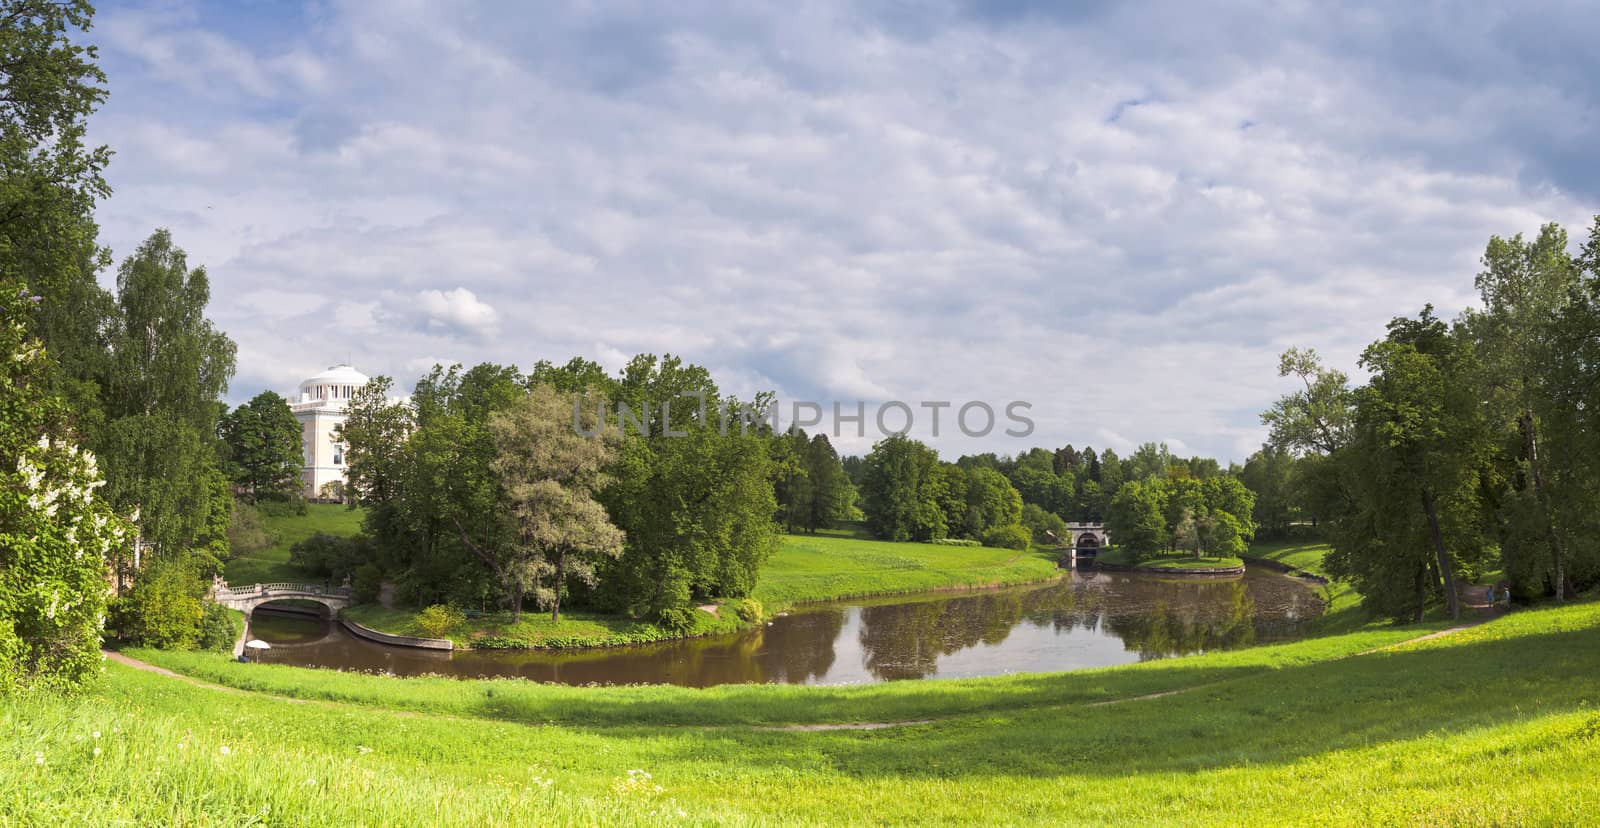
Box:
(1413, 563, 1427, 623)
(1522, 409, 1567, 602)
(1421, 488, 1460, 620)
(551, 551, 565, 624)
(510, 586, 523, 624)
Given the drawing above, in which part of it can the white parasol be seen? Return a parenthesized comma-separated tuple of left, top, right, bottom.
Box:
(244, 639, 272, 651)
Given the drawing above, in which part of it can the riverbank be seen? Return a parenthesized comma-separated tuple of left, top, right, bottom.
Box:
(15, 600, 1595, 824)
(1094, 547, 1245, 574)
(342, 534, 1063, 649)
(341, 603, 747, 650)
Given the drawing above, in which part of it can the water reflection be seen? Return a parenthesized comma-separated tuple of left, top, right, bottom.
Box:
(249, 567, 1321, 687)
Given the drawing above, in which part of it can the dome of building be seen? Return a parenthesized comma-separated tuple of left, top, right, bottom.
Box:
(297, 364, 370, 403)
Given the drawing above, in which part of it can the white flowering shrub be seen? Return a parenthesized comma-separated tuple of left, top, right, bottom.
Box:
(0, 278, 131, 693)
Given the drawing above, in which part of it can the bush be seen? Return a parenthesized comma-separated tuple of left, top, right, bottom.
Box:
(655, 607, 696, 634)
(930, 538, 981, 547)
(197, 602, 240, 652)
(289, 533, 371, 580)
(111, 561, 205, 650)
(982, 524, 1031, 550)
(733, 598, 764, 623)
(416, 604, 464, 639)
(225, 500, 275, 557)
(352, 563, 383, 605)
(256, 495, 308, 517)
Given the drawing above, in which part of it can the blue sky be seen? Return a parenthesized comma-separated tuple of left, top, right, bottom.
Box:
(87, 0, 1599, 461)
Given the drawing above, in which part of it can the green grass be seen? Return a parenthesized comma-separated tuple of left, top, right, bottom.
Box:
(9, 600, 1599, 825)
(752, 534, 1062, 609)
(343, 604, 746, 649)
(223, 504, 366, 584)
(1094, 547, 1244, 571)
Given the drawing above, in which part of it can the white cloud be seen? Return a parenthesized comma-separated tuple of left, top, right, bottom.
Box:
(87, 0, 1600, 462)
(413, 288, 499, 337)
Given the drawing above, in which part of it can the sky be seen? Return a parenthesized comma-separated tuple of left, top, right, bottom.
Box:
(87, 0, 1600, 462)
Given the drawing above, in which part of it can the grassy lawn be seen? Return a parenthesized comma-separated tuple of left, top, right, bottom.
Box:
(753, 534, 1061, 609)
(9, 600, 1594, 824)
(343, 604, 746, 649)
(223, 504, 366, 585)
(1094, 547, 1243, 571)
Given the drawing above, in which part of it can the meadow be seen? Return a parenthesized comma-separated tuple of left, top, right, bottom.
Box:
(752, 533, 1061, 609)
(224, 503, 366, 585)
(5, 600, 1596, 825)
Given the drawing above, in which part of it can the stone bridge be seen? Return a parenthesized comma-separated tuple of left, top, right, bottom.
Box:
(211, 579, 352, 617)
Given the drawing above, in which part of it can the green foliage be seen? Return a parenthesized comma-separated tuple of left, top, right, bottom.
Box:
(1106, 480, 1167, 559)
(484, 384, 625, 623)
(94, 230, 236, 573)
(595, 355, 779, 615)
(109, 561, 204, 650)
(929, 538, 980, 547)
(1, 283, 129, 692)
(351, 563, 383, 605)
(287, 532, 370, 581)
(732, 598, 763, 623)
(980, 523, 1030, 550)
(223, 503, 363, 585)
(415, 605, 464, 639)
(860, 436, 1025, 543)
(654, 607, 696, 635)
(196, 603, 239, 653)
(224, 499, 274, 558)
(219, 391, 303, 502)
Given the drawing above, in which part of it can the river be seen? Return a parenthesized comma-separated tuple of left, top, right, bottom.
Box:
(245, 566, 1322, 687)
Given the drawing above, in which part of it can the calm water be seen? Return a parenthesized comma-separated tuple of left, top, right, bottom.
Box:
(246, 567, 1322, 687)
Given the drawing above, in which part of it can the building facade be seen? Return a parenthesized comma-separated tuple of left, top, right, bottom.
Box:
(290, 364, 369, 499)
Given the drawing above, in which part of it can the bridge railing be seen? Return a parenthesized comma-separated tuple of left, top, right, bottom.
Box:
(214, 582, 352, 600)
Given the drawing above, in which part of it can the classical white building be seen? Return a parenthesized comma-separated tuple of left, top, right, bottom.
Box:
(290, 364, 369, 499)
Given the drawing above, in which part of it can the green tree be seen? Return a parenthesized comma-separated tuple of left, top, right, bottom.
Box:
(1, 276, 130, 692)
(96, 230, 235, 572)
(485, 385, 625, 623)
(1465, 224, 1581, 600)
(1240, 446, 1297, 538)
(1106, 480, 1167, 559)
(860, 434, 944, 541)
(219, 390, 303, 502)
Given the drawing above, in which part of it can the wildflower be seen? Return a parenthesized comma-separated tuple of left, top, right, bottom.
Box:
(306, 777, 317, 786)
(93, 747, 102, 757)
(34, 753, 43, 766)
(92, 731, 100, 739)
(356, 745, 372, 754)
(219, 745, 231, 756)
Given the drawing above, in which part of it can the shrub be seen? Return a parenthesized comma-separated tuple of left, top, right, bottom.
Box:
(289, 532, 371, 580)
(982, 524, 1032, 550)
(352, 563, 383, 604)
(225, 500, 275, 557)
(197, 602, 239, 652)
(733, 598, 764, 623)
(930, 538, 981, 547)
(111, 561, 205, 650)
(416, 604, 464, 639)
(256, 495, 308, 517)
(655, 607, 696, 634)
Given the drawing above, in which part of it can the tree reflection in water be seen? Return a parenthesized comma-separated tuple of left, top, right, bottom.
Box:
(254, 568, 1318, 686)
(854, 570, 1293, 680)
